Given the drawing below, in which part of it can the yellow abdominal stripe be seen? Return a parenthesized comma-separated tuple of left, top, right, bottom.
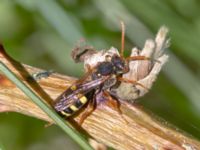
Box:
(69, 96, 87, 111)
(80, 96, 87, 104)
(61, 111, 71, 116)
(70, 105, 79, 111)
(60, 96, 88, 116)
(70, 85, 77, 90)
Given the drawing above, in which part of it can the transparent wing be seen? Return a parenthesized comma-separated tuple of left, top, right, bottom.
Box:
(54, 76, 109, 111)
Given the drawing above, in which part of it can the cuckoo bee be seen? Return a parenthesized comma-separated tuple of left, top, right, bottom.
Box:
(54, 22, 149, 124)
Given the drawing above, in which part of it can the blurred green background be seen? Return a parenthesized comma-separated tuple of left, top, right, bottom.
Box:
(0, 0, 200, 150)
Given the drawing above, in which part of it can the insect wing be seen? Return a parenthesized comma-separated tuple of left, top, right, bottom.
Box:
(54, 76, 109, 111)
(54, 87, 79, 111)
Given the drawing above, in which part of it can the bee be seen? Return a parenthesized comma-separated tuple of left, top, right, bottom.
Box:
(54, 22, 149, 124)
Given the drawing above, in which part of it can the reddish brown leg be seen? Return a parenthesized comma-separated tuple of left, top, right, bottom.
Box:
(104, 91, 122, 113)
(126, 55, 161, 63)
(126, 55, 150, 62)
(118, 77, 149, 90)
(103, 91, 128, 124)
(78, 95, 96, 125)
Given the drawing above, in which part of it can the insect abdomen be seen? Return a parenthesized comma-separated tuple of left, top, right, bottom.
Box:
(60, 95, 88, 117)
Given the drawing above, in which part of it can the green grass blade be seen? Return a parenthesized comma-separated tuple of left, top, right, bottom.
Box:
(0, 62, 93, 150)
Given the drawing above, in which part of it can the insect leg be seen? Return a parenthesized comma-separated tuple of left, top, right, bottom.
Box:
(103, 91, 122, 113)
(126, 56, 150, 62)
(126, 56, 161, 64)
(78, 93, 96, 125)
(117, 77, 149, 90)
(103, 91, 128, 124)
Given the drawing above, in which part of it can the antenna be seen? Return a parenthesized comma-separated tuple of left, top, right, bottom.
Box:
(120, 21, 125, 57)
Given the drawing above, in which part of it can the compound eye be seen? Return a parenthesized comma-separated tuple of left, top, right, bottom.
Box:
(112, 56, 125, 70)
